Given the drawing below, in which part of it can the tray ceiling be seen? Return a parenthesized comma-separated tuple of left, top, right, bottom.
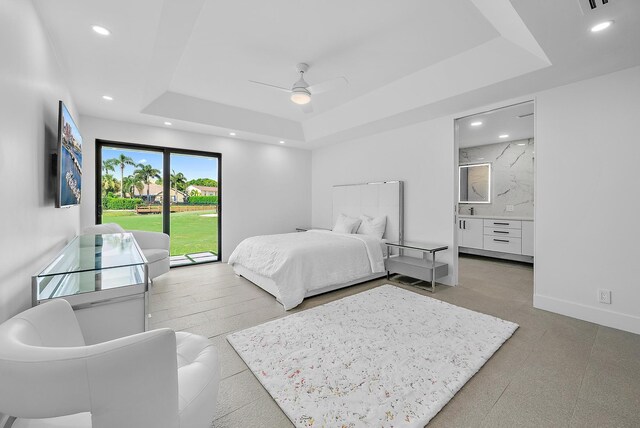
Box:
(32, 0, 640, 148)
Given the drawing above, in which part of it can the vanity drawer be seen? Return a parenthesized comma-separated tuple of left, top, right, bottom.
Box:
(484, 227, 522, 238)
(483, 219, 522, 229)
(483, 236, 522, 254)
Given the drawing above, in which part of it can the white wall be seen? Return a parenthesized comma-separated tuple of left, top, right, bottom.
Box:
(80, 117, 312, 261)
(312, 65, 640, 334)
(0, 0, 79, 323)
(312, 117, 456, 285)
(534, 66, 640, 334)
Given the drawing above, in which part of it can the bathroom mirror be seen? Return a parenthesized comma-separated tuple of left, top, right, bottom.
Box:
(459, 163, 491, 203)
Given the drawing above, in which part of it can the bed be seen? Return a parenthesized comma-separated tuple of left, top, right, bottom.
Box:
(228, 181, 404, 310)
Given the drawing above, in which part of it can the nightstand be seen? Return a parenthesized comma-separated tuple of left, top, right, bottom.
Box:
(295, 227, 330, 232)
(384, 241, 449, 292)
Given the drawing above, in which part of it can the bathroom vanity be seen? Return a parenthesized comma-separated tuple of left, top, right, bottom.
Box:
(458, 215, 533, 263)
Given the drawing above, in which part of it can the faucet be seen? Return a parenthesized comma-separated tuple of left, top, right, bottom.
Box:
(469, 207, 475, 215)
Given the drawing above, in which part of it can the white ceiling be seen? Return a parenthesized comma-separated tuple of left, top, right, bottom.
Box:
(169, 0, 497, 121)
(32, 0, 640, 149)
(458, 101, 534, 148)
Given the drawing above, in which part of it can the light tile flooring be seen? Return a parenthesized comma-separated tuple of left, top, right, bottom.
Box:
(149, 256, 640, 427)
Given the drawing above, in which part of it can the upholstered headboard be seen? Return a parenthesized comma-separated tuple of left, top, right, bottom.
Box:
(332, 181, 404, 242)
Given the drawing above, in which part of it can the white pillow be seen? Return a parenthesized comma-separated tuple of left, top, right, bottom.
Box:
(332, 214, 361, 234)
(357, 215, 387, 239)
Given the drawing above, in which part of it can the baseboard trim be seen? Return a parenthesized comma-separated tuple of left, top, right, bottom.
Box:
(534, 294, 640, 335)
(459, 247, 533, 264)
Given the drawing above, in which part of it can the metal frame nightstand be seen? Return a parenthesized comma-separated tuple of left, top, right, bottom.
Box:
(384, 241, 449, 292)
(295, 227, 330, 232)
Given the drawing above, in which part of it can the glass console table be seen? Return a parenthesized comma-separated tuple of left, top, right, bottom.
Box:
(33, 233, 149, 344)
(384, 241, 449, 293)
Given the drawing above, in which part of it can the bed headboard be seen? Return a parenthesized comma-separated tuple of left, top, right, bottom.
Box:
(332, 181, 404, 242)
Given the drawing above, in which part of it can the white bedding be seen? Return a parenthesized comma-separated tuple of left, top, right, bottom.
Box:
(228, 230, 385, 309)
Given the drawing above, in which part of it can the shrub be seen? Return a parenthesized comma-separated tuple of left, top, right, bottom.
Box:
(186, 178, 218, 188)
(103, 197, 143, 210)
(188, 195, 218, 205)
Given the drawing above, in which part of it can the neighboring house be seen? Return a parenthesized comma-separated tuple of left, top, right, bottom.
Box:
(167, 190, 188, 204)
(133, 183, 187, 203)
(133, 183, 162, 203)
(185, 185, 218, 196)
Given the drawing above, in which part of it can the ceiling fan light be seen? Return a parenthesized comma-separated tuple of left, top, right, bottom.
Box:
(290, 88, 311, 105)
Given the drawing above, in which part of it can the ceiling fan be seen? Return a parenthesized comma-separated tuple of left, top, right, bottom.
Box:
(249, 63, 348, 113)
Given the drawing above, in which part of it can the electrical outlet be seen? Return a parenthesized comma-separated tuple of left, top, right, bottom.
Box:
(598, 289, 611, 304)
(506, 205, 514, 212)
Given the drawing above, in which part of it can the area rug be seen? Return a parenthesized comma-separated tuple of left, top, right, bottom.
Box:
(227, 285, 518, 427)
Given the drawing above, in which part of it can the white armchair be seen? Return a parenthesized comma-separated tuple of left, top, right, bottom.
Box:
(0, 299, 220, 428)
(83, 223, 170, 280)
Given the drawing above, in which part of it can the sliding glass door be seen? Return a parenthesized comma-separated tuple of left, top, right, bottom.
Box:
(168, 153, 219, 266)
(96, 141, 221, 266)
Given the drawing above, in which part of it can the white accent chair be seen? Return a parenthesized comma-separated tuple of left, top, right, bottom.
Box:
(83, 223, 170, 281)
(0, 299, 220, 428)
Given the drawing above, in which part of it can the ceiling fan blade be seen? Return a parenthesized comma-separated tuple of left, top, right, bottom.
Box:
(308, 76, 348, 94)
(248, 80, 291, 93)
(301, 102, 314, 114)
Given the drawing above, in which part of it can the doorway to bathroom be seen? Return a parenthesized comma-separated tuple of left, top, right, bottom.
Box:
(454, 101, 535, 304)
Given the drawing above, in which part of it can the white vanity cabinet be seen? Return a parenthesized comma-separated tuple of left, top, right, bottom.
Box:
(483, 219, 522, 254)
(458, 218, 483, 249)
(458, 215, 534, 262)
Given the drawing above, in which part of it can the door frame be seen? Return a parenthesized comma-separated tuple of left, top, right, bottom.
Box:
(95, 139, 222, 262)
(452, 99, 536, 293)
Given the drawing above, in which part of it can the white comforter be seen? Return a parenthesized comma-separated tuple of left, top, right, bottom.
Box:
(228, 230, 385, 309)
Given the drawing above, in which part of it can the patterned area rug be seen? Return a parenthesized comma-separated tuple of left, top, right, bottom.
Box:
(227, 285, 518, 427)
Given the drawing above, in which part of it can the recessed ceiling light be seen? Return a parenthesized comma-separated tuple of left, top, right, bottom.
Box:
(478, 157, 485, 160)
(92, 25, 111, 36)
(499, 134, 509, 139)
(517, 143, 526, 146)
(229, 132, 236, 136)
(470, 121, 483, 127)
(279, 141, 285, 144)
(102, 95, 113, 101)
(164, 121, 172, 126)
(591, 21, 613, 33)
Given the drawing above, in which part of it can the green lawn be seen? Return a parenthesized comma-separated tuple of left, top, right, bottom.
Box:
(103, 210, 218, 256)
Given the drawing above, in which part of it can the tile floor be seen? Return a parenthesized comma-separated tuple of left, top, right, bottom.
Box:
(149, 255, 640, 427)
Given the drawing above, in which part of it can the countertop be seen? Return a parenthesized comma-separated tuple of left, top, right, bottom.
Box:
(458, 215, 534, 221)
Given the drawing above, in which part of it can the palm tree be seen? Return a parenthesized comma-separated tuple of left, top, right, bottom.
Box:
(108, 154, 136, 198)
(122, 174, 144, 198)
(134, 164, 161, 203)
(170, 169, 187, 203)
(102, 159, 115, 175)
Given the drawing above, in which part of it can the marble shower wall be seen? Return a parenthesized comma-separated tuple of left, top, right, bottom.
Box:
(459, 139, 534, 217)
